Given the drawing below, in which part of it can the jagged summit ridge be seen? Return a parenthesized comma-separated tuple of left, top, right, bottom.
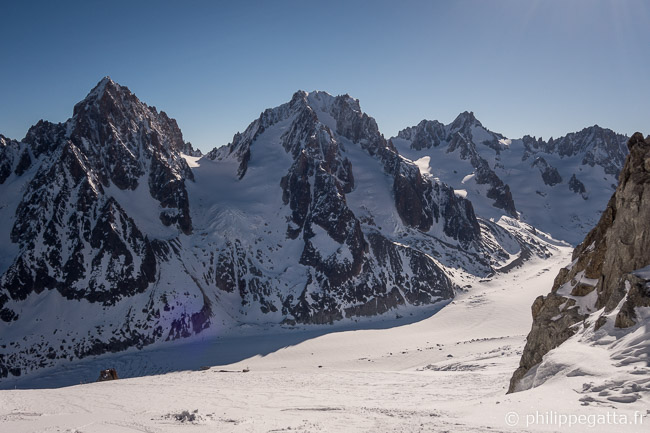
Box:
(522, 124, 628, 176)
(77, 76, 117, 104)
(207, 89, 384, 175)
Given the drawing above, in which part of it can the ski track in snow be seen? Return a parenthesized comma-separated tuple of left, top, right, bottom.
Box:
(1, 246, 647, 432)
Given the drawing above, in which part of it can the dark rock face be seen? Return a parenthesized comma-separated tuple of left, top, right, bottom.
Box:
(614, 271, 650, 328)
(384, 137, 483, 240)
(509, 132, 650, 393)
(532, 157, 562, 186)
(477, 161, 517, 217)
(13, 149, 32, 176)
(391, 163, 435, 232)
(568, 173, 587, 199)
(149, 156, 192, 234)
(0, 135, 18, 184)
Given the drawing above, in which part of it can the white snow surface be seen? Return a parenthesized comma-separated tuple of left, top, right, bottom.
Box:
(105, 180, 179, 239)
(1, 246, 647, 432)
(633, 265, 650, 280)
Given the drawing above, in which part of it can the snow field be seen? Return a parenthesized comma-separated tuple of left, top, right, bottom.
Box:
(4, 244, 647, 432)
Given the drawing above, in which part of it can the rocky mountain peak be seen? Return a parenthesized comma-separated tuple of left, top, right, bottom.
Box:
(4, 77, 195, 283)
(303, 91, 374, 142)
(393, 113, 517, 218)
(287, 89, 309, 109)
(73, 76, 127, 116)
(305, 90, 333, 106)
(306, 90, 361, 115)
(70, 77, 187, 153)
(449, 111, 481, 131)
(67, 78, 190, 176)
(202, 89, 486, 328)
(396, 120, 446, 150)
(209, 90, 390, 179)
(94, 75, 118, 94)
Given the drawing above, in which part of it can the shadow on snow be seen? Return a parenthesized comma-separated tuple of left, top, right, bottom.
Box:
(0, 301, 449, 390)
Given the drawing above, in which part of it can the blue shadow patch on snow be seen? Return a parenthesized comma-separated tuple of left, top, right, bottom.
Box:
(0, 301, 449, 390)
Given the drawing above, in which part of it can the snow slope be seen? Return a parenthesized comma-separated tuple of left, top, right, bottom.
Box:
(1, 245, 647, 432)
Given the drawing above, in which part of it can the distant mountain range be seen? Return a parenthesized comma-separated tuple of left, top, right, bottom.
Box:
(0, 78, 628, 381)
(393, 113, 628, 245)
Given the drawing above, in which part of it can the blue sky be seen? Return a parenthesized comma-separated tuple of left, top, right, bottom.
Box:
(1, 0, 648, 152)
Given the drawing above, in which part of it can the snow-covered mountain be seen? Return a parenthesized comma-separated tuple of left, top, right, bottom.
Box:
(0, 78, 200, 379)
(0, 79, 550, 382)
(392, 114, 628, 245)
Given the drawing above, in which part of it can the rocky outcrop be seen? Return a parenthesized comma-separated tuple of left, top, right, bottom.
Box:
(568, 173, 587, 198)
(97, 368, 119, 381)
(0, 135, 20, 184)
(532, 157, 562, 186)
(509, 132, 650, 393)
(178, 142, 202, 157)
(614, 270, 650, 328)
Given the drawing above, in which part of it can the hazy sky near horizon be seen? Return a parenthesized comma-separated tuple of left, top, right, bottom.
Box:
(1, 0, 648, 152)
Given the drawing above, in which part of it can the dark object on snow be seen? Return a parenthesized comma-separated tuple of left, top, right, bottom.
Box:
(97, 368, 119, 381)
(174, 410, 198, 422)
